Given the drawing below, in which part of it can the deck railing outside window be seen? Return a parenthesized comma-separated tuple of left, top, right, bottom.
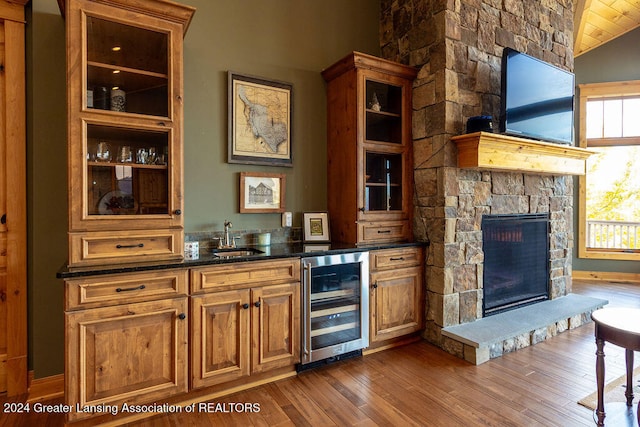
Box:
(586, 220, 640, 250)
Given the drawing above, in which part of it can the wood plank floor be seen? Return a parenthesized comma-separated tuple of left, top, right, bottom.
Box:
(2, 279, 639, 426)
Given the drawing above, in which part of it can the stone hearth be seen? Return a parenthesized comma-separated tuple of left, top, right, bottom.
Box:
(442, 294, 607, 364)
(378, 0, 600, 363)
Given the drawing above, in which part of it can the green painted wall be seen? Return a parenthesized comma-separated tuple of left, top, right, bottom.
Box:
(573, 27, 640, 274)
(28, 0, 380, 378)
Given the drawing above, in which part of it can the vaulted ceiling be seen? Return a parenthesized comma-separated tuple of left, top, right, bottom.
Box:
(574, 0, 640, 56)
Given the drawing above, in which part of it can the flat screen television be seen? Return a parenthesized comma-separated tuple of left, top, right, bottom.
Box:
(499, 48, 575, 145)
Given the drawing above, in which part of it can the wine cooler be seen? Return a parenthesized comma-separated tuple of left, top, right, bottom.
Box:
(300, 252, 369, 366)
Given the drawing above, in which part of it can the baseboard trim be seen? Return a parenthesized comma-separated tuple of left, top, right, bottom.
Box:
(27, 372, 64, 402)
(573, 270, 640, 284)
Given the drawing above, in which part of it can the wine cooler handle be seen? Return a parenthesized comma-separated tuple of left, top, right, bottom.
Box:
(302, 263, 312, 357)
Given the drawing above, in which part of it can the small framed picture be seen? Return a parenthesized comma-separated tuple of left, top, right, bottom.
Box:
(303, 212, 330, 242)
(239, 172, 286, 213)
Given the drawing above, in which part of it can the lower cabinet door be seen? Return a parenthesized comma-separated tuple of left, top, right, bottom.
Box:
(191, 289, 251, 389)
(370, 266, 423, 342)
(65, 297, 188, 422)
(251, 283, 300, 374)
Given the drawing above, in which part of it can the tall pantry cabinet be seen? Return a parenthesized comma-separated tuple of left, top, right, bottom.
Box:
(61, 0, 195, 422)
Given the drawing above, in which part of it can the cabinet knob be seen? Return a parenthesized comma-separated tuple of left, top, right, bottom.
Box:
(174, 209, 182, 216)
(254, 301, 261, 308)
(242, 303, 250, 309)
(178, 313, 186, 320)
(359, 207, 365, 212)
(0, 214, 5, 225)
(372, 283, 378, 289)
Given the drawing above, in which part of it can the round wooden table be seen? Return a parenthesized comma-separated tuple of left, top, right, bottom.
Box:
(591, 307, 640, 426)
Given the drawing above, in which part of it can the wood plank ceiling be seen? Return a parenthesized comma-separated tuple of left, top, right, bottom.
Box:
(574, 0, 640, 56)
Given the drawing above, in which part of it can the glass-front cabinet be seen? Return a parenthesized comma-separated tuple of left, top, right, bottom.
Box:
(322, 52, 417, 245)
(65, 0, 195, 266)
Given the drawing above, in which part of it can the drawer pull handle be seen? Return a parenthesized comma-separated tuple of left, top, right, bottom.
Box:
(390, 257, 405, 261)
(116, 243, 144, 249)
(116, 284, 146, 293)
(377, 230, 391, 234)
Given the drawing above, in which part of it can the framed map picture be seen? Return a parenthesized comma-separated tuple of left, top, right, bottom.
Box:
(228, 72, 293, 167)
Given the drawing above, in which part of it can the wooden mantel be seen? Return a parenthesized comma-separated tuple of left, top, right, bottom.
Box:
(451, 132, 595, 175)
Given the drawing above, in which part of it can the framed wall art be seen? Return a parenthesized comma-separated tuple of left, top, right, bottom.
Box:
(228, 71, 293, 167)
(303, 212, 330, 242)
(239, 172, 286, 213)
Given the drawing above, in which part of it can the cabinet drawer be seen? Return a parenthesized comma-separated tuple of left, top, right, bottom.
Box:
(69, 229, 183, 267)
(371, 247, 423, 271)
(65, 269, 188, 310)
(358, 221, 410, 244)
(191, 258, 300, 294)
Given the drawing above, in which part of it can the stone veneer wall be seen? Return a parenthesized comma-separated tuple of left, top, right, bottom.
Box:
(379, 0, 575, 358)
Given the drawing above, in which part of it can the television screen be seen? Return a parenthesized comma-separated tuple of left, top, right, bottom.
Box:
(500, 48, 575, 145)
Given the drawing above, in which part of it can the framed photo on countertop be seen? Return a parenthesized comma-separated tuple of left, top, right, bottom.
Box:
(303, 212, 330, 242)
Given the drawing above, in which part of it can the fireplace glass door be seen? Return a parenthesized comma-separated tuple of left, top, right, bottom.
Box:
(482, 213, 550, 316)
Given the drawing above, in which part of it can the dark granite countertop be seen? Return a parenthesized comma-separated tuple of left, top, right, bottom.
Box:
(57, 241, 426, 279)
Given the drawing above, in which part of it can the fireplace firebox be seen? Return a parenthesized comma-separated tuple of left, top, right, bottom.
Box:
(482, 213, 550, 316)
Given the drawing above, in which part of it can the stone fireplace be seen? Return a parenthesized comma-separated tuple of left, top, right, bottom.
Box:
(379, 0, 605, 363)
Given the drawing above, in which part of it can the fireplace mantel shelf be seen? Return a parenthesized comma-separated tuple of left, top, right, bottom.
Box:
(451, 132, 595, 175)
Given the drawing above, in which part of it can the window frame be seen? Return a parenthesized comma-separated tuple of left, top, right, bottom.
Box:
(578, 80, 640, 261)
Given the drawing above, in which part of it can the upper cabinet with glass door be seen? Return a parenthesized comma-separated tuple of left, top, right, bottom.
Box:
(64, 0, 195, 267)
(322, 52, 417, 245)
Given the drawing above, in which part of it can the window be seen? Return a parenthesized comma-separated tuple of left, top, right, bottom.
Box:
(578, 81, 640, 261)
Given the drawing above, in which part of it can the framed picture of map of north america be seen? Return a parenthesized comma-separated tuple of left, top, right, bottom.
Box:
(228, 71, 293, 167)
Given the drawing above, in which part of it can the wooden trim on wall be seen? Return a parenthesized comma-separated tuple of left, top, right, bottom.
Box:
(573, 270, 640, 284)
(27, 372, 65, 402)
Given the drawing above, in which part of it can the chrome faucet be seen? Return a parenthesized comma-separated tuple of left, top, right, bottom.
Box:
(219, 220, 236, 249)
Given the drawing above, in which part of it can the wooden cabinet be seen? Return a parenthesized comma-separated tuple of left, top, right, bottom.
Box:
(64, 269, 189, 422)
(322, 52, 417, 245)
(190, 259, 300, 389)
(64, 0, 195, 266)
(369, 247, 424, 344)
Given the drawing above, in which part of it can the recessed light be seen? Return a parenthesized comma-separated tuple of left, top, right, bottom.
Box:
(112, 46, 121, 52)
(112, 70, 120, 74)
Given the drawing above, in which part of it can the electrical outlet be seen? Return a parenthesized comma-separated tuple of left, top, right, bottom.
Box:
(282, 212, 292, 227)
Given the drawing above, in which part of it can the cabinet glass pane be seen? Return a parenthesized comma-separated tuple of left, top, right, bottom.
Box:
(86, 124, 169, 216)
(86, 16, 169, 117)
(364, 152, 402, 211)
(365, 80, 402, 144)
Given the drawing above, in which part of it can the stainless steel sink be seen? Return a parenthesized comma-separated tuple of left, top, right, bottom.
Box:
(212, 247, 264, 258)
